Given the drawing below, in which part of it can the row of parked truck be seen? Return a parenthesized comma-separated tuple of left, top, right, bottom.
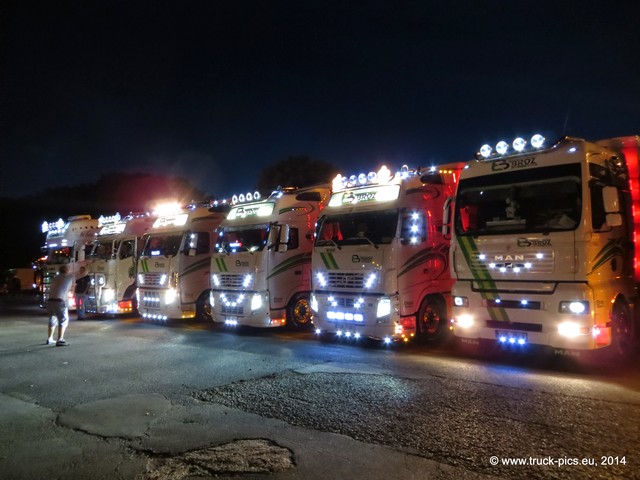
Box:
(39, 134, 640, 359)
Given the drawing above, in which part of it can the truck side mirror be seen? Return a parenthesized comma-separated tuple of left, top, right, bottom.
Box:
(278, 224, 290, 252)
(602, 186, 619, 213)
(602, 186, 622, 227)
(442, 197, 453, 237)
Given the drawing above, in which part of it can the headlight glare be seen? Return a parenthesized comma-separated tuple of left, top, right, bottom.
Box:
(376, 298, 391, 318)
(165, 288, 177, 304)
(251, 294, 262, 311)
(455, 315, 474, 328)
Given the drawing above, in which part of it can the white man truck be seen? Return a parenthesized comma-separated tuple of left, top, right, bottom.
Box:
(210, 186, 331, 329)
(40, 215, 100, 307)
(450, 134, 639, 358)
(137, 202, 227, 321)
(311, 164, 463, 343)
(86, 213, 156, 315)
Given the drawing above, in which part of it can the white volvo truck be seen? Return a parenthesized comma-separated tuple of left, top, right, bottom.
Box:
(311, 164, 463, 343)
(40, 215, 99, 308)
(137, 202, 227, 321)
(210, 186, 330, 329)
(86, 213, 156, 315)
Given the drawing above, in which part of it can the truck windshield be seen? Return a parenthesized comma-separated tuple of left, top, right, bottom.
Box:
(316, 210, 398, 247)
(91, 240, 114, 259)
(141, 234, 182, 257)
(46, 247, 71, 264)
(455, 163, 582, 236)
(217, 225, 270, 253)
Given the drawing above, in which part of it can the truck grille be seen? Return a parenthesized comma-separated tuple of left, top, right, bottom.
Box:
(326, 272, 365, 289)
(219, 274, 244, 288)
(469, 251, 554, 274)
(333, 297, 357, 308)
(139, 291, 161, 309)
(220, 293, 245, 315)
(140, 273, 166, 287)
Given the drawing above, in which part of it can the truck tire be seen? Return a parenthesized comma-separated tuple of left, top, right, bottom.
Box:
(196, 293, 213, 322)
(287, 294, 312, 329)
(123, 284, 138, 316)
(416, 296, 448, 343)
(610, 300, 634, 361)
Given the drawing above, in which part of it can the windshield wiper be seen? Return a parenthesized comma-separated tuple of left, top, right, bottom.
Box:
(318, 238, 342, 250)
(347, 236, 379, 249)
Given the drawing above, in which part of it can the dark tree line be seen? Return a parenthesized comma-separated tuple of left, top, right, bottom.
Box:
(0, 173, 204, 270)
(0, 156, 338, 270)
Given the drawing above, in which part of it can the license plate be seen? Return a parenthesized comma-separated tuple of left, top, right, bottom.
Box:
(495, 330, 528, 344)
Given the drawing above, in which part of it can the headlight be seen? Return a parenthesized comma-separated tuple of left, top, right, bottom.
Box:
(97, 274, 106, 286)
(455, 315, 474, 328)
(138, 274, 144, 285)
(558, 321, 582, 337)
(102, 288, 115, 303)
(165, 288, 177, 304)
(251, 294, 262, 311)
(316, 272, 327, 288)
(212, 274, 220, 287)
(310, 294, 318, 312)
(559, 301, 589, 314)
(159, 274, 167, 286)
(376, 297, 391, 318)
(243, 274, 253, 288)
(454, 296, 468, 307)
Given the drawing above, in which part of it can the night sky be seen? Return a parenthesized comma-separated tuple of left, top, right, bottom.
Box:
(2, 0, 639, 200)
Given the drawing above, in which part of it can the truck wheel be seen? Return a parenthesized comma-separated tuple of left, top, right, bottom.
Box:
(416, 296, 447, 343)
(287, 295, 312, 329)
(196, 294, 213, 322)
(610, 301, 634, 361)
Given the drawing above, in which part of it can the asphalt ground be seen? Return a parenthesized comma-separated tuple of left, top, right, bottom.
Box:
(1, 294, 639, 479)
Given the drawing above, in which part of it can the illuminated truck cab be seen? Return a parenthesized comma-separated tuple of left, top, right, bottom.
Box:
(40, 215, 99, 309)
(450, 134, 639, 357)
(210, 186, 330, 329)
(312, 164, 463, 344)
(85, 213, 155, 315)
(137, 202, 227, 321)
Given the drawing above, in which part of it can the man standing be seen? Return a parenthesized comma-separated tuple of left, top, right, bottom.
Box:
(46, 265, 75, 346)
(75, 266, 90, 320)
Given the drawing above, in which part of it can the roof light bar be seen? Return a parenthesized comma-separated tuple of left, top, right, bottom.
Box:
(331, 165, 405, 192)
(231, 191, 261, 205)
(42, 218, 65, 234)
(477, 134, 546, 159)
(98, 213, 122, 227)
